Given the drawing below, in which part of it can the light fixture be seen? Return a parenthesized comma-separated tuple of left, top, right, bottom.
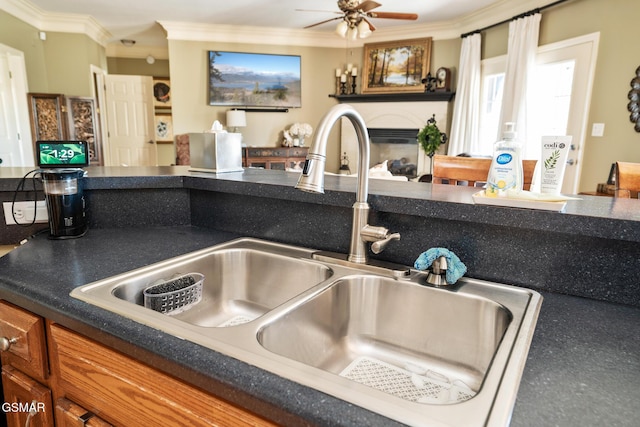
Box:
(335, 17, 373, 39)
(120, 39, 136, 47)
(357, 20, 372, 38)
(226, 109, 247, 133)
(146, 55, 155, 64)
(335, 21, 349, 37)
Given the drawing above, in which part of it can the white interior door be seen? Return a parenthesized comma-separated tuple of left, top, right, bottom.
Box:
(0, 44, 33, 167)
(528, 33, 599, 194)
(104, 75, 157, 166)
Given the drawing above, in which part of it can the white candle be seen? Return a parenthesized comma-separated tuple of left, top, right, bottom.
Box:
(340, 74, 347, 83)
(351, 67, 358, 76)
(335, 68, 341, 77)
(347, 63, 353, 72)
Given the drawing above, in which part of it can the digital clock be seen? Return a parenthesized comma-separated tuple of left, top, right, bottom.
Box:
(37, 141, 89, 168)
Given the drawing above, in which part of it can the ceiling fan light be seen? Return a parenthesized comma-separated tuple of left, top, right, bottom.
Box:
(347, 27, 358, 40)
(357, 20, 372, 38)
(335, 21, 348, 37)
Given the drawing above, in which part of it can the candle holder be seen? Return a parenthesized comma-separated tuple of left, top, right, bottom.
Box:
(335, 76, 342, 96)
(340, 81, 347, 95)
(350, 75, 357, 95)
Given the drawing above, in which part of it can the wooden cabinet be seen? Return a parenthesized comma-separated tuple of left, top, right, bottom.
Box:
(2, 366, 54, 427)
(0, 300, 276, 427)
(48, 324, 276, 427)
(243, 147, 308, 170)
(0, 301, 52, 427)
(55, 398, 112, 427)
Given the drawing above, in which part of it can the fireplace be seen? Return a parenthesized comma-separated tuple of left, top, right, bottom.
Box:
(340, 100, 449, 178)
(368, 128, 419, 178)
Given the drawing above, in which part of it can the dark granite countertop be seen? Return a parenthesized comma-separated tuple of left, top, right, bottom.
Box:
(2, 166, 640, 243)
(0, 227, 639, 427)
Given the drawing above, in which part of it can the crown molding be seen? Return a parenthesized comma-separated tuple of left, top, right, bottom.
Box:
(1, 0, 111, 46)
(4, 0, 567, 53)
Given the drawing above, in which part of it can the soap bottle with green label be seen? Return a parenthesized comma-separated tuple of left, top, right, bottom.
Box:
(485, 122, 523, 197)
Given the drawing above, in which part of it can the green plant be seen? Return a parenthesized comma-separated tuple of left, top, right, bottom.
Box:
(417, 115, 445, 158)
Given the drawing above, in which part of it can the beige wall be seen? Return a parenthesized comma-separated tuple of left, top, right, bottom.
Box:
(168, 40, 343, 171)
(0, 10, 105, 96)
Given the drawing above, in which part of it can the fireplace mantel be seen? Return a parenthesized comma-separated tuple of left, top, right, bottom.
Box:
(330, 92, 455, 103)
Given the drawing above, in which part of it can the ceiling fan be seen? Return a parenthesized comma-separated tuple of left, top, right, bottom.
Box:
(299, 0, 418, 39)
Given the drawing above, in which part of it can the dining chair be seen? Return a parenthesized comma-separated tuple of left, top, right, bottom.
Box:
(432, 155, 537, 191)
(615, 161, 640, 198)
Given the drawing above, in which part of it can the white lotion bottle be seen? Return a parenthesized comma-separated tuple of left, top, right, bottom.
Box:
(540, 135, 572, 194)
(485, 122, 523, 197)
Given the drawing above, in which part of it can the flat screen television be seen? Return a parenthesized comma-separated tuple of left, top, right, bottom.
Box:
(208, 51, 301, 108)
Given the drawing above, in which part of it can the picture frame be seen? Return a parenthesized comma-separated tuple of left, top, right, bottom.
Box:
(154, 113, 174, 143)
(27, 93, 68, 141)
(208, 51, 301, 108)
(362, 38, 432, 94)
(66, 96, 103, 166)
(153, 77, 172, 108)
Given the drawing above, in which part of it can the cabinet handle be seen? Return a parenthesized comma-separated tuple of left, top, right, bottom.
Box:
(0, 336, 17, 351)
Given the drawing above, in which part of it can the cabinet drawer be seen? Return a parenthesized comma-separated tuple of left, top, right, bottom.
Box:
(2, 366, 54, 427)
(0, 301, 48, 381)
(289, 147, 308, 157)
(49, 324, 278, 427)
(56, 398, 113, 427)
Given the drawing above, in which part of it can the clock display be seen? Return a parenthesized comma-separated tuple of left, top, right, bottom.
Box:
(37, 141, 89, 168)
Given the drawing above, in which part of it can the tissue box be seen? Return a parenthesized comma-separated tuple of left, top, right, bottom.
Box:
(188, 132, 243, 173)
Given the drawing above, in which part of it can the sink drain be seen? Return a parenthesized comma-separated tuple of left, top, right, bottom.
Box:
(339, 356, 475, 404)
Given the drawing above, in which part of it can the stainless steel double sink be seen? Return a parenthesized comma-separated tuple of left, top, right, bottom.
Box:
(71, 238, 542, 426)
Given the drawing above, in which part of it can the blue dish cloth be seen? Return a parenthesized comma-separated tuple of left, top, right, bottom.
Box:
(414, 248, 467, 284)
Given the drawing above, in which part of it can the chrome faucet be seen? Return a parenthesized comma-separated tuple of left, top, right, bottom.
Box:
(296, 104, 400, 263)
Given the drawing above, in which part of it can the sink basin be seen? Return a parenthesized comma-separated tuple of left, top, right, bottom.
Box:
(71, 238, 542, 427)
(110, 244, 332, 327)
(258, 275, 511, 401)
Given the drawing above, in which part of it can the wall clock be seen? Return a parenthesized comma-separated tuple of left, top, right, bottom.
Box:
(628, 65, 640, 133)
(435, 67, 451, 91)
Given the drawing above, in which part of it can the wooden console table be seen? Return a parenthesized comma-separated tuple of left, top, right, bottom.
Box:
(243, 147, 308, 170)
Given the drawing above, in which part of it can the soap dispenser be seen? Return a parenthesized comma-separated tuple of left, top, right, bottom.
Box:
(485, 122, 523, 197)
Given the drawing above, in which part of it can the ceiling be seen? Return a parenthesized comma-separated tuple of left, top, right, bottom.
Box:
(23, 0, 508, 47)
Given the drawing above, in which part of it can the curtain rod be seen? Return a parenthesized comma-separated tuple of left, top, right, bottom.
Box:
(461, 0, 572, 38)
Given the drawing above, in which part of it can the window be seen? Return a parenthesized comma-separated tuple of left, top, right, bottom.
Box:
(477, 33, 599, 193)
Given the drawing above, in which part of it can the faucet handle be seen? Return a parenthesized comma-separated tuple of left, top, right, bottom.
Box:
(370, 232, 401, 254)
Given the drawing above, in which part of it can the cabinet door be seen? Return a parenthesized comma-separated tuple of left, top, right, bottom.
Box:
(49, 324, 278, 427)
(0, 300, 48, 381)
(55, 398, 113, 427)
(2, 366, 54, 427)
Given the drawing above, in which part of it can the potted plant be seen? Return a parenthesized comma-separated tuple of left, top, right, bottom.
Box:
(417, 114, 447, 180)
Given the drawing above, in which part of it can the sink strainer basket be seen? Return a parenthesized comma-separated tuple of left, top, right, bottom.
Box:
(143, 273, 204, 315)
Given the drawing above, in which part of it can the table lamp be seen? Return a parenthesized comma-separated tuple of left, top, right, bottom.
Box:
(226, 110, 246, 133)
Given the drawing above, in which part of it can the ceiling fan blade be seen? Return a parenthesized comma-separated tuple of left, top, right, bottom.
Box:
(295, 9, 342, 14)
(363, 17, 377, 31)
(304, 16, 343, 29)
(367, 11, 418, 20)
(358, 1, 382, 13)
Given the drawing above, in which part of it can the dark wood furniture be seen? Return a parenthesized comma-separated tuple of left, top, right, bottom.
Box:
(243, 147, 308, 170)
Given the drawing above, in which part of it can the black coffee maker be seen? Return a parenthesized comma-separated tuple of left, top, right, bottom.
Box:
(41, 169, 87, 239)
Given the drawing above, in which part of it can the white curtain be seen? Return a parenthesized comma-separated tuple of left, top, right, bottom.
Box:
(497, 13, 541, 158)
(447, 33, 482, 156)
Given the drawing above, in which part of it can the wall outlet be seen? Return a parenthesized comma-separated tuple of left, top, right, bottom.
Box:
(591, 123, 605, 137)
(3, 201, 49, 225)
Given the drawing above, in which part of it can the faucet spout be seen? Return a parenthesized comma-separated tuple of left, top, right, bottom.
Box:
(296, 104, 399, 263)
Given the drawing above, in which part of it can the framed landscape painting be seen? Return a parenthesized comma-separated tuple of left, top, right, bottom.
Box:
(208, 51, 301, 108)
(362, 38, 432, 94)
